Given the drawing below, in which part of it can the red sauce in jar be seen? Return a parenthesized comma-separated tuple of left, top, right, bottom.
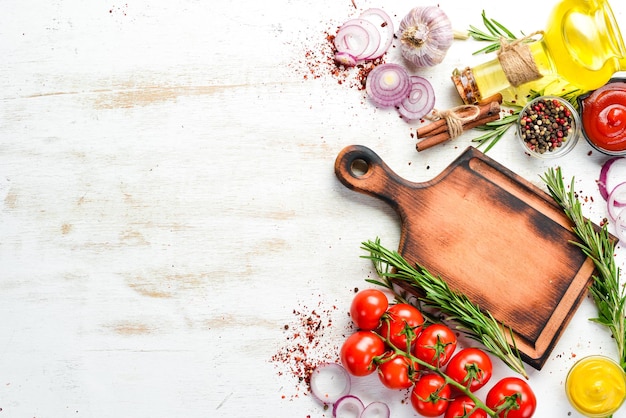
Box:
(581, 82, 626, 153)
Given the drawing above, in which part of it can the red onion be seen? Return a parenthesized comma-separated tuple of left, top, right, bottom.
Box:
(358, 8, 394, 60)
(599, 157, 626, 206)
(398, 75, 436, 120)
(366, 63, 412, 108)
(310, 363, 351, 405)
(333, 395, 365, 418)
(361, 401, 391, 418)
(607, 182, 626, 222)
(334, 19, 381, 65)
(334, 51, 357, 67)
(333, 8, 394, 66)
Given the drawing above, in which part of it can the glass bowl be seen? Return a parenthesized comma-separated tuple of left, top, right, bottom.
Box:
(577, 77, 626, 156)
(565, 355, 626, 417)
(516, 96, 581, 159)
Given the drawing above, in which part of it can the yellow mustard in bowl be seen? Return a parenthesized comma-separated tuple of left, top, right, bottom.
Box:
(565, 355, 626, 417)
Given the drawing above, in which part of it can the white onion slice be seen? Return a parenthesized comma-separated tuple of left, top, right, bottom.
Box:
(309, 363, 351, 404)
(599, 156, 626, 206)
(615, 207, 626, 243)
(366, 63, 411, 108)
(333, 395, 365, 418)
(607, 182, 626, 222)
(361, 401, 391, 418)
(358, 8, 394, 60)
(334, 19, 381, 61)
(397, 75, 436, 120)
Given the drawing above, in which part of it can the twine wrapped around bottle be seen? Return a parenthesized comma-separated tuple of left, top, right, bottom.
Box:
(497, 31, 544, 87)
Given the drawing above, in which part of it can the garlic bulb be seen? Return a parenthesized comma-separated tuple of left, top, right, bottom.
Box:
(399, 6, 453, 67)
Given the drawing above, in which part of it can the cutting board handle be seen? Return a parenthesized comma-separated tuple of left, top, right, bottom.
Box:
(334, 145, 415, 207)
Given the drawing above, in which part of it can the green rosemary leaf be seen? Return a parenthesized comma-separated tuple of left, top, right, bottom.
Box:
(467, 25, 498, 42)
(469, 11, 521, 55)
(471, 115, 517, 151)
(482, 11, 517, 39)
(361, 238, 528, 378)
(489, 18, 517, 39)
(471, 43, 501, 55)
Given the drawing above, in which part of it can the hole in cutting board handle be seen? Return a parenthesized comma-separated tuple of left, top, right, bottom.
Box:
(335, 145, 394, 196)
(350, 158, 369, 177)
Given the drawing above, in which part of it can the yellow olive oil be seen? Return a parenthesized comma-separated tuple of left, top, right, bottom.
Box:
(543, 0, 626, 90)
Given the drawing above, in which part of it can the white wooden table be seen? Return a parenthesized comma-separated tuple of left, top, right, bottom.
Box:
(1, 0, 625, 416)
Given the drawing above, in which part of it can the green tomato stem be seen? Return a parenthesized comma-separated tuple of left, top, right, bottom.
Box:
(376, 331, 499, 417)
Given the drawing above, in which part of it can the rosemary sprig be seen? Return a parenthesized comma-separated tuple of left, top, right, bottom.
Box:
(468, 10, 522, 55)
(471, 111, 520, 152)
(541, 168, 626, 371)
(361, 238, 528, 378)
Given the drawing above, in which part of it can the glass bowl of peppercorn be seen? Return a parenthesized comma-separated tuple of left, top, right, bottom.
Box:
(516, 96, 581, 159)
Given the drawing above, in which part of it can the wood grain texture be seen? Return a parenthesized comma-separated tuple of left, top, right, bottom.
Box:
(335, 145, 595, 369)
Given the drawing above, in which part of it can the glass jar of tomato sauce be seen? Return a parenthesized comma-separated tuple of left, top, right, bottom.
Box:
(579, 78, 626, 155)
(565, 355, 626, 417)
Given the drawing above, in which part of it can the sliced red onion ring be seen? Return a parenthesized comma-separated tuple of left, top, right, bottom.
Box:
(358, 8, 394, 60)
(333, 395, 365, 418)
(397, 75, 436, 120)
(599, 157, 626, 206)
(309, 363, 351, 404)
(615, 207, 626, 243)
(334, 19, 381, 61)
(361, 401, 391, 418)
(607, 182, 626, 222)
(335, 51, 358, 67)
(366, 63, 412, 108)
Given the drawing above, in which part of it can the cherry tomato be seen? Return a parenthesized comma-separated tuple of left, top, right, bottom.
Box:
(413, 323, 457, 367)
(340, 331, 386, 377)
(350, 289, 388, 330)
(445, 347, 493, 392)
(486, 377, 537, 418)
(379, 303, 424, 351)
(377, 354, 416, 390)
(411, 373, 451, 417)
(444, 396, 488, 418)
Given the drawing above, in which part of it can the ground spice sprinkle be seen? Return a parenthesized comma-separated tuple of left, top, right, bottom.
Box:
(270, 302, 345, 401)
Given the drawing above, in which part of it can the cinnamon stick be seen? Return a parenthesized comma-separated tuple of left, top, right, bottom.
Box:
(416, 111, 501, 152)
(416, 106, 482, 138)
(417, 97, 502, 139)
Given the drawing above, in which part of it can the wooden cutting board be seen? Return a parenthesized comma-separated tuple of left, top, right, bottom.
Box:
(335, 145, 596, 370)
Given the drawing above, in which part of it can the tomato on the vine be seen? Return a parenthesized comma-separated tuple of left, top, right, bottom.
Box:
(445, 347, 493, 392)
(411, 373, 451, 417)
(350, 289, 388, 330)
(379, 303, 424, 351)
(444, 396, 488, 418)
(486, 377, 537, 418)
(377, 354, 416, 390)
(340, 330, 386, 377)
(413, 323, 457, 367)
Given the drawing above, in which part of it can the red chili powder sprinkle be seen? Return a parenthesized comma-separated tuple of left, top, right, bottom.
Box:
(290, 27, 385, 90)
(270, 302, 344, 400)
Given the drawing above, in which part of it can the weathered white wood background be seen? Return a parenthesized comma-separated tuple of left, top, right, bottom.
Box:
(1, 0, 626, 416)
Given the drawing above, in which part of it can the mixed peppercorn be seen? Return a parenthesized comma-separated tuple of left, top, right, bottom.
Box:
(519, 97, 575, 154)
